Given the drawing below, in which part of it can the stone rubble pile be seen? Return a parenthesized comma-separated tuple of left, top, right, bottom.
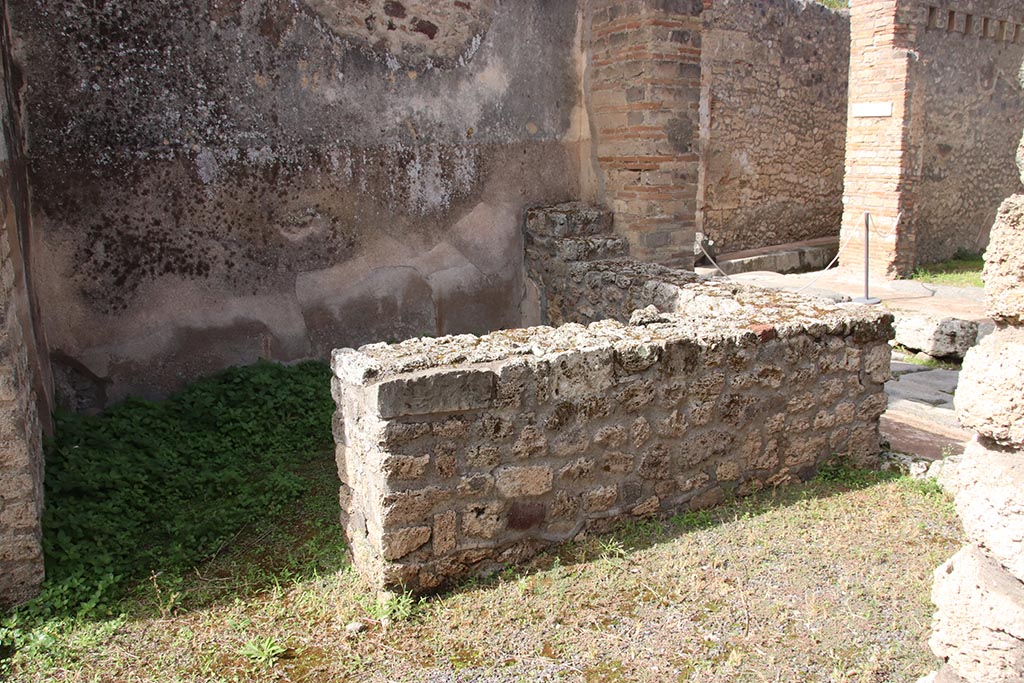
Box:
(924, 192, 1024, 683)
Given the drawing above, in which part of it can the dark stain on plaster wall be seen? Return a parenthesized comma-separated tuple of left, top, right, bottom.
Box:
(9, 0, 582, 407)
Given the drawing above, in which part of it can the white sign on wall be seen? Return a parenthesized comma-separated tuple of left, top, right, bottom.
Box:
(852, 102, 894, 118)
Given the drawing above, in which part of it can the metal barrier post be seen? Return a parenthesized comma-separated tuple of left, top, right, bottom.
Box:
(853, 211, 881, 305)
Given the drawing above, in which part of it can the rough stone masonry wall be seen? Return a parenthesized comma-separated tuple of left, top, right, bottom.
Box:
(700, 0, 850, 254)
(331, 203, 893, 593)
(841, 0, 1024, 277)
(0, 0, 47, 608)
(915, 0, 1024, 265)
(8, 0, 583, 411)
(523, 202, 700, 327)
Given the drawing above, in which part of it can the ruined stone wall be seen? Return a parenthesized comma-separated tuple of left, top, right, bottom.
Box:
(331, 203, 893, 593)
(332, 301, 891, 593)
(0, 0, 46, 608)
(700, 0, 850, 254)
(585, 0, 704, 266)
(8, 0, 583, 410)
(923, 193, 1024, 681)
(914, 1, 1024, 264)
(523, 203, 699, 326)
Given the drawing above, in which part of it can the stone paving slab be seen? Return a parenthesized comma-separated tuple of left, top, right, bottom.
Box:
(725, 269, 988, 323)
(891, 360, 931, 375)
(881, 356, 970, 459)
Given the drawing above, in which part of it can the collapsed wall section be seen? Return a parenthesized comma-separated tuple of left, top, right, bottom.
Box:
(332, 204, 893, 593)
(700, 0, 850, 254)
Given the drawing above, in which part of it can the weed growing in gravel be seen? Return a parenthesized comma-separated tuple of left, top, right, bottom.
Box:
(240, 636, 288, 667)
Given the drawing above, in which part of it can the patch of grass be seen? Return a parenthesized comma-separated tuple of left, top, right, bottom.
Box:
(892, 345, 960, 369)
(3, 460, 960, 682)
(363, 590, 421, 624)
(815, 0, 847, 8)
(816, 455, 899, 489)
(912, 249, 985, 288)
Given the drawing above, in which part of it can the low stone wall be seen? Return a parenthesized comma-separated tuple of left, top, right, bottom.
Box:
(331, 271, 893, 592)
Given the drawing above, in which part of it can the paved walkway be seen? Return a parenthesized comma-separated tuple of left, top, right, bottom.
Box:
(717, 267, 985, 460)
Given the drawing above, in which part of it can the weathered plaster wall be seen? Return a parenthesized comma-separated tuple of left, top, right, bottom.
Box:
(915, 0, 1024, 264)
(700, 0, 850, 254)
(0, 0, 47, 608)
(9, 0, 583, 410)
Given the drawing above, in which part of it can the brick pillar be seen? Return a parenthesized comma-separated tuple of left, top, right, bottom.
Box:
(840, 0, 921, 279)
(587, 0, 704, 267)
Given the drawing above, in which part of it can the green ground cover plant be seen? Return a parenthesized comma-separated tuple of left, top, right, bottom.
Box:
(1, 360, 335, 667)
(912, 250, 985, 288)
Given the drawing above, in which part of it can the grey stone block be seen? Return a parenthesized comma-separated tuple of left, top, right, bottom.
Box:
(894, 314, 978, 359)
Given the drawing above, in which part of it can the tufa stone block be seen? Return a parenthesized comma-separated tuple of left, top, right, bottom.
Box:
(984, 194, 1024, 324)
(495, 466, 553, 498)
(955, 328, 1024, 449)
(929, 545, 1024, 683)
(893, 315, 978, 360)
(381, 526, 431, 561)
(952, 439, 1024, 583)
(375, 368, 497, 419)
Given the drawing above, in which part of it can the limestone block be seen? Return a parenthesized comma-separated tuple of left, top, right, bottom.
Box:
(985, 195, 1024, 324)
(332, 348, 382, 385)
(462, 502, 504, 538)
(549, 348, 615, 399)
(375, 368, 497, 419)
(381, 486, 449, 525)
(953, 440, 1024, 582)
(893, 315, 978, 360)
(583, 486, 618, 512)
(495, 466, 553, 498)
(955, 328, 1024, 448)
(929, 545, 1024, 683)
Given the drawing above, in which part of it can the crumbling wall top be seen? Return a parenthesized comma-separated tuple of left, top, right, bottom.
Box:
(334, 281, 893, 385)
